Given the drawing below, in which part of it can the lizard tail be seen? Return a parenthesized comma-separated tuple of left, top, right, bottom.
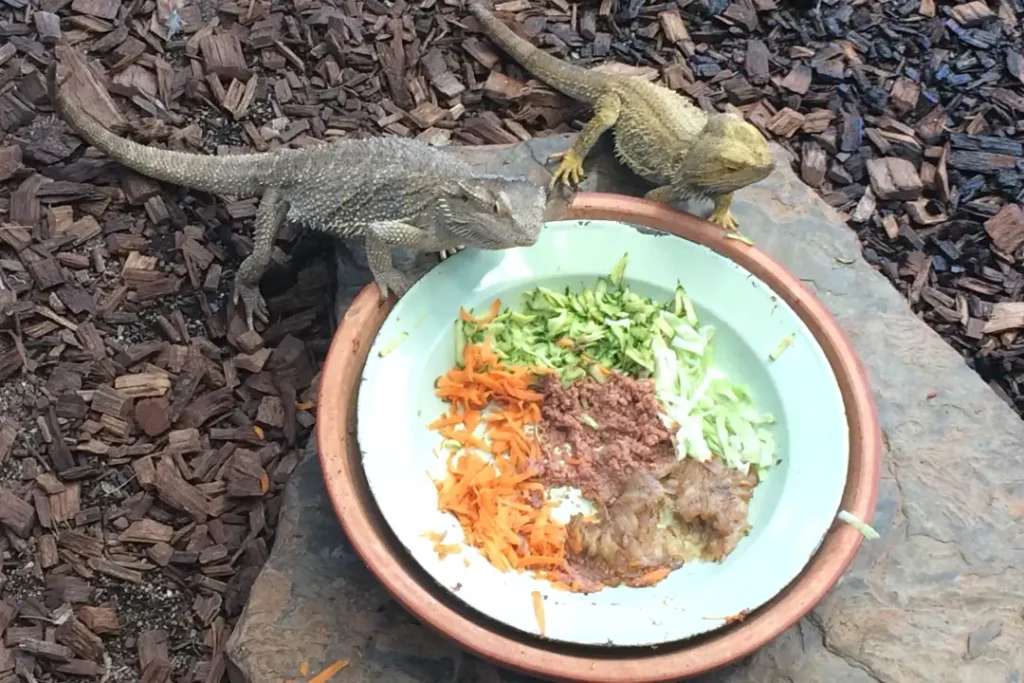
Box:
(47, 61, 271, 196)
(468, 3, 605, 104)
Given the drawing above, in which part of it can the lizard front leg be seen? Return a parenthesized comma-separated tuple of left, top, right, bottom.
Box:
(707, 192, 739, 231)
(364, 220, 441, 300)
(549, 93, 622, 189)
(645, 186, 740, 231)
(233, 188, 289, 330)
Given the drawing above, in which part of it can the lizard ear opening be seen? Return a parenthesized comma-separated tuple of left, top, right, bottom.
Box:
(495, 190, 514, 216)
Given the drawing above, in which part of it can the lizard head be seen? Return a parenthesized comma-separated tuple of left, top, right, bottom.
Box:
(672, 114, 776, 196)
(438, 176, 546, 249)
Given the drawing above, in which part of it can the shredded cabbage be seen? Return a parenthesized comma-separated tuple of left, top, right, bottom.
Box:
(652, 305, 777, 475)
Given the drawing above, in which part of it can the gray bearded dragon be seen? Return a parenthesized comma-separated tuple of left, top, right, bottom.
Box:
(47, 62, 546, 329)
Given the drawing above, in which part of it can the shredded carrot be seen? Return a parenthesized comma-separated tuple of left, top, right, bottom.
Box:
(431, 340, 566, 577)
(459, 299, 502, 327)
(435, 543, 462, 560)
(427, 413, 466, 430)
(726, 609, 750, 624)
(632, 566, 671, 587)
(308, 659, 349, 683)
(532, 590, 546, 636)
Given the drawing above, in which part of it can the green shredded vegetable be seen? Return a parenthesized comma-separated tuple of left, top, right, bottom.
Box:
(458, 254, 681, 381)
(769, 334, 795, 361)
(724, 232, 755, 246)
(650, 308, 777, 474)
(457, 254, 777, 475)
(837, 510, 879, 540)
(378, 331, 408, 357)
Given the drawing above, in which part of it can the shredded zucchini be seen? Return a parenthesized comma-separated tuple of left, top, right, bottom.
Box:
(837, 510, 880, 540)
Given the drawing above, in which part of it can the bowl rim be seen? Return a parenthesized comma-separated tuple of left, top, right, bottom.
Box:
(316, 193, 882, 683)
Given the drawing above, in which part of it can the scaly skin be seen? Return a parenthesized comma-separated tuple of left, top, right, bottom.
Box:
(468, 2, 775, 230)
(47, 58, 546, 329)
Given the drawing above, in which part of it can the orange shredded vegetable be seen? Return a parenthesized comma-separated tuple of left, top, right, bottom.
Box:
(420, 531, 463, 560)
(459, 299, 502, 327)
(308, 659, 349, 683)
(532, 590, 546, 636)
(435, 543, 462, 559)
(632, 566, 671, 587)
(431, 340, 566, 576)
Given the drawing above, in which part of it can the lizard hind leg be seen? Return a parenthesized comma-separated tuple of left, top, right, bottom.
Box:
(548, 93, 622, 190)
(233, 188, 289, 331)
(643, 185, 676, 204)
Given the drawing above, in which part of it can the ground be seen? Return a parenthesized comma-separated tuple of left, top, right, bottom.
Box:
(0, 0, 1023, 680)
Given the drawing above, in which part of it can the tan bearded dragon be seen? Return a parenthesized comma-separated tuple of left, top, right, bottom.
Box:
(47, 59, 546, 330)
(468, 2, 775, 230)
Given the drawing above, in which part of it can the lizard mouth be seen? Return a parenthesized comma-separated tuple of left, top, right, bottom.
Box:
(695, 165, 775, 194)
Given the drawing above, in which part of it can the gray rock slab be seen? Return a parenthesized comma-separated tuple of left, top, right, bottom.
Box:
(227, 137, 1024, 683)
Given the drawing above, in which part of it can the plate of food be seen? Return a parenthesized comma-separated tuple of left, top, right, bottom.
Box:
(356, 219, 849, 647)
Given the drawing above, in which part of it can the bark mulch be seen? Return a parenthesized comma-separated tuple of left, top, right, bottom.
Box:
(0, 0, 1022, 680)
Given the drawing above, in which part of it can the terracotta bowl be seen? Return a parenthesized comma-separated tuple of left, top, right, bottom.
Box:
(317, 193, 882, 683)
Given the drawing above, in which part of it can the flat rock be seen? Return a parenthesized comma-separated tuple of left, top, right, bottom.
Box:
(227, 137, 1024, 683)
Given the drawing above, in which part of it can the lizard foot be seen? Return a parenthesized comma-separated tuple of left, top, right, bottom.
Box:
(708, 207, 740, 232)
(547, 149, 586, 189)
(439, 245, 465, 261)
(374, 270, 415, 300)
(232, 282, 269, 331)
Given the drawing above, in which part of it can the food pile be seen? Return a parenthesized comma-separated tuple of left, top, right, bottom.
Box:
(428, 255, 778, 593)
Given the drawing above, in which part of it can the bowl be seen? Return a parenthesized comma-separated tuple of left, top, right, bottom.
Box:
(317, 193, 881, 682)
(358, 218, 849, 645)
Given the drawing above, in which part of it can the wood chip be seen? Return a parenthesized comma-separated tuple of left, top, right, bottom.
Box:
(984, 204, 1024, 255)
(866, 158, 924, 201)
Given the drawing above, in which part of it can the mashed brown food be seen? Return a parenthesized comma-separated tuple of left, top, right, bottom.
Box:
(532, 373, 678, 503)
(534, 372, 758, 592)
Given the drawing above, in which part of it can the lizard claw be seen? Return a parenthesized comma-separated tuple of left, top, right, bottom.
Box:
(438, 245, 465, 261)
(547, 149, 585, 189)
(233, 282, 269, 331)
(708, 207, 740, 232)
(374, 271, 415, 300)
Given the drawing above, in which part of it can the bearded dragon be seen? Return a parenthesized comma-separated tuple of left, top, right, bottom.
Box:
(47, 61, 546, 329)
(468, 2, 775, 230)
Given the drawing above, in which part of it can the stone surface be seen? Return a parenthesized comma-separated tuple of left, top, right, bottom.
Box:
(227, 137, 1024, 683)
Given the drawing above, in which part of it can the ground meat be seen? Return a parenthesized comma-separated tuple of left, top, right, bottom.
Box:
(533, 371, 761, 592)
(533, 373, 677, 504)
